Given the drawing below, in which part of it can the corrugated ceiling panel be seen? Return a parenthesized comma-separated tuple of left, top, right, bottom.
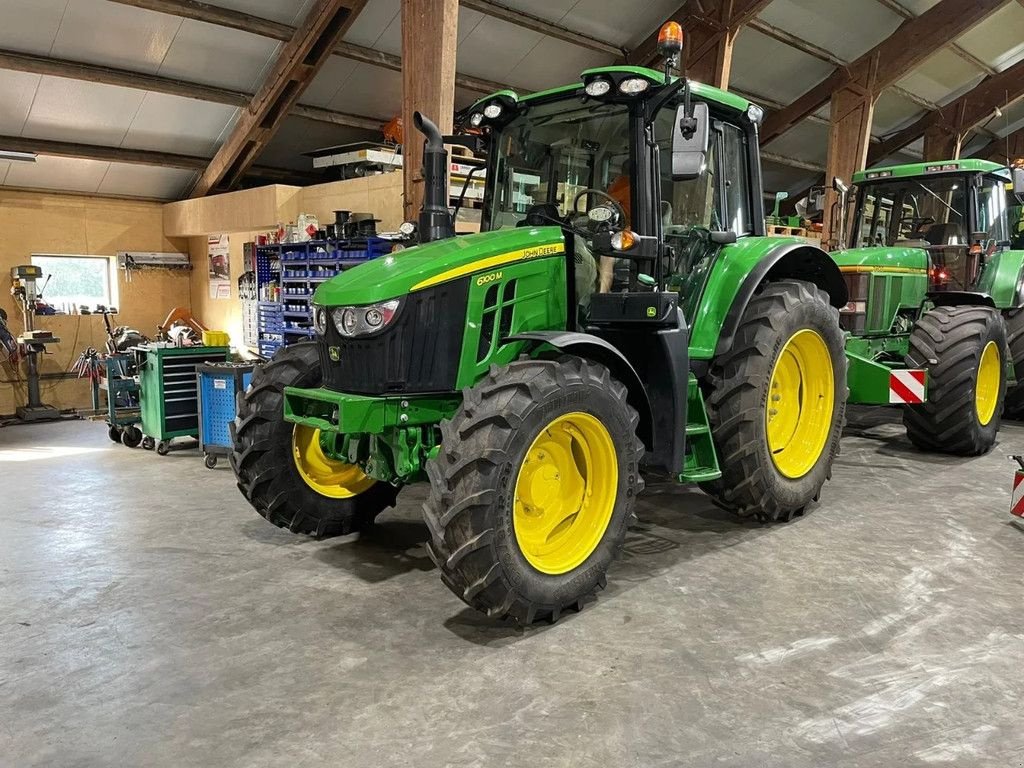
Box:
(50, 0, 180, 74)
(872, 91, 927, 136)
(506, 37, 607, 93)
(157, 19, 280, 92)
(0, 70, 40, 135)
(558, 0, 680, 50)
(0, 161, 10, 187)
(96, 163, 195, 199)
(0, 0, 66, 55)
(765, 120, 830, 167)
(343, 0, 400, 49)
(900, 0, 941, 14)
(121, 94, 238, 157)
(456, 16, 544, 87)
(956, 3, 1024, 72)
(729, 27, 834, 106)
(23, 78, 144, 146)
(4, 155, 109, 194)
(202, 0, 317, 26)
(895, 48, 985, 106)
(326, 63, 401, 120)
(302, 56, 361, 109)
(756, 0, 903, 62)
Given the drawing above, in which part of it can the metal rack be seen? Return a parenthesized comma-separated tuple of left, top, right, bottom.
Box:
(254, 237, 391, 356)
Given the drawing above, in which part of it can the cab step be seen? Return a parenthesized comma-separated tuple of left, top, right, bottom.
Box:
(679, 374, 721, 483)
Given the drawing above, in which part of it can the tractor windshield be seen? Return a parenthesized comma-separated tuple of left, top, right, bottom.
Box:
(484, 99, 633, 230)
(852, 175, 967, 249)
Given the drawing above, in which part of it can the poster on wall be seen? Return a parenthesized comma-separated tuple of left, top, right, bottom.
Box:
(208, 234, 231, 299)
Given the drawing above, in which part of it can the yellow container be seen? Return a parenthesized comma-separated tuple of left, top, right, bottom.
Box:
(202, 330, 230, 347)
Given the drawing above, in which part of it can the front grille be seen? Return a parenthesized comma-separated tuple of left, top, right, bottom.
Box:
(319, 278, 469, 395)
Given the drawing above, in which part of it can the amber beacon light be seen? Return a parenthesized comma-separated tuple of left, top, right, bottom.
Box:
(657, 21, 684, 60)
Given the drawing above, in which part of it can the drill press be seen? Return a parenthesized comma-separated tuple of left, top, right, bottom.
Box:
(10, 265, 61, 421)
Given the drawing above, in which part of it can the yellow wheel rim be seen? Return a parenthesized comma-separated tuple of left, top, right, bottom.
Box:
(975, 340, 1001, 426)
(291, 424, 376, 499)
(766, 329, 835, 479)
(513, 412, 618, 575)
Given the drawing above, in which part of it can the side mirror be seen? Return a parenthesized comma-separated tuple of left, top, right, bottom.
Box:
(672, 102, 710, 181)
(806, 186, 825, 215)
(1013, 167, 1024, 204)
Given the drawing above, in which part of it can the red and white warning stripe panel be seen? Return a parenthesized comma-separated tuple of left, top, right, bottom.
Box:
(1011, 469, 1024, 520)
(889, 370, 926, 404)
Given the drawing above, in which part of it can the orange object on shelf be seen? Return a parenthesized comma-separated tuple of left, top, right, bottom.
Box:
(382, 116, 403, 145)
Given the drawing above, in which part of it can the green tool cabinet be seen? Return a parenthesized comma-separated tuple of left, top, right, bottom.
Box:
(135, 344, 230, 454)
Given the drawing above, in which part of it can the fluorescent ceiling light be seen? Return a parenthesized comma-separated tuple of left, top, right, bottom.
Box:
(0, 150, 37, 163)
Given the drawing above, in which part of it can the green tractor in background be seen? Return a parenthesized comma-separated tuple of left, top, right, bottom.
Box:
(232, 28, 854, 623)
(830, 160, 1024, 454)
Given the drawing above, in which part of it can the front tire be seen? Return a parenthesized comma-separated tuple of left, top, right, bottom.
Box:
(230, 342, 398, 537)
(423, 358, 644, 624)
(701, 280, 847, 522)
(903, 306, 1007, 455)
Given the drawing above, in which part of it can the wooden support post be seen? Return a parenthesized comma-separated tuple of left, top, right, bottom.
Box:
(401, 0, 458, 222)
(822, 60, 877, 247)
(922, 123, 963, 161)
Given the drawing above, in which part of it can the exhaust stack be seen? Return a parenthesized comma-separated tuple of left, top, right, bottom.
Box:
(413, 111, 455, 243)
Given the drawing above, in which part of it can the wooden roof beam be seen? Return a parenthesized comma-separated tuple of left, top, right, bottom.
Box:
(189, 0, 363, 197)
(459, 0, 622, 57)
(106, 0, 511, 95)
(626, 0, 774, 70)
(970, 125, 1024, 163)
(0, 134, 318, 185)
(871, 0, 998, 76)
(869, 56, 1024, 164)
(0, 48, 385, 131)
(761, 0, 1009, 145)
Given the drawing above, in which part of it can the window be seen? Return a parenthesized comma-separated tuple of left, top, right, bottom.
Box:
(852, 176, 966, 248)
(721, 124, 752, 235)
(30, 255, 116, 310)
(977, 178, 1011, 243)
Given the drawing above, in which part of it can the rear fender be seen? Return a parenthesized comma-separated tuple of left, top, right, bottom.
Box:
(690, 238, 847, 360)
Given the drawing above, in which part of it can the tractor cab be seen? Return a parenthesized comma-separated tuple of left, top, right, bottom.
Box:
(845, 160, 1024, 299)
(468, 65, 766, 329)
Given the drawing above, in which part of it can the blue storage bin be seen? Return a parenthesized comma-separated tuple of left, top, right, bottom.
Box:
(197, 362, 256, 467)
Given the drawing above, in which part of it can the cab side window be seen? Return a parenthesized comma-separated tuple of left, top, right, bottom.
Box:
(721, 124, 752, 235)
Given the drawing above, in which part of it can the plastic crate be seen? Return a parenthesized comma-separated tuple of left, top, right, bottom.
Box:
(197, 363, 256, 462)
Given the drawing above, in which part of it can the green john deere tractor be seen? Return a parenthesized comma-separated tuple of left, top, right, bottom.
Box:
(232, 35, 853, 623)
(830, 160, 1024, 454)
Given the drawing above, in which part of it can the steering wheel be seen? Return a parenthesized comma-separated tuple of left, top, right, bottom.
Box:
(571, 188, 626, 225)
(898, 215, 934, 236)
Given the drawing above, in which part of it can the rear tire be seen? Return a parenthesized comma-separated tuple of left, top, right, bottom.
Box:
(1002, 308, 1024, 419)
(423, 357, 644, 624)
(903, 305, 1006, 455)
(700, 280, 847, 522)
(230, 342, 398, 537)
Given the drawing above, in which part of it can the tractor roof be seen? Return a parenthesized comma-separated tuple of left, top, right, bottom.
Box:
(468, 66, 751, 116)
(853, 159, 1009, 183)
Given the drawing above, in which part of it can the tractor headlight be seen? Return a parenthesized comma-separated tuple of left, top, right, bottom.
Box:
(313, 305, 328, 335)
(331, 299, 402, 337)
(483, 103, 502, 119)
(469, 112, 484, 127)
(747, 104, 764, 126)
(585, 78, 612, 97)
(619, 77, 651, 95)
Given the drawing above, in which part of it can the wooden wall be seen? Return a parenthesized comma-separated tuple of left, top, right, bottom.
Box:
(0, 190, 190, 416)
(181, 172, 406, 351)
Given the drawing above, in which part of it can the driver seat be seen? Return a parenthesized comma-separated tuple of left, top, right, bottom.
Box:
(518, 203, 561, 227)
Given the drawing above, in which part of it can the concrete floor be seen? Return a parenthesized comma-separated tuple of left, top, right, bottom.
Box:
(2, 411, 1024, 768)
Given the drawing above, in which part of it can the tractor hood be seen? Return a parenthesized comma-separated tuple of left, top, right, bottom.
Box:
(831, 246, 928, 272)
(313, 226, 566, 307)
